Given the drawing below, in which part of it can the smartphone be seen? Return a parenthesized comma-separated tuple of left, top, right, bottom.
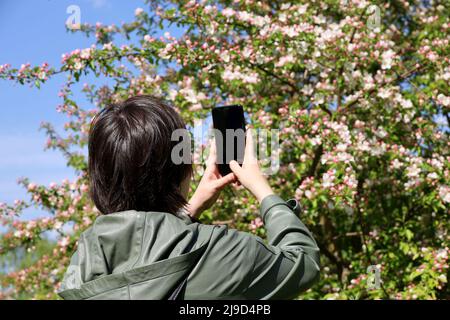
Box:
(211, 105, 246, 176)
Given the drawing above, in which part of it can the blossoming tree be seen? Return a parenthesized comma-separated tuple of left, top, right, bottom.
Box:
(0, 0, 449, 299)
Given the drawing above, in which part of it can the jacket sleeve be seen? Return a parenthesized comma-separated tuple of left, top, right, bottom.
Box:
(187, 194, 320, 300)
(242, 194, 321, 299)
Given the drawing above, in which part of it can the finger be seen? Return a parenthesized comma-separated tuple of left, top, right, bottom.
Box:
(244, 129, 257, 163)
(204, 139, 217, 173)
(214, 172, 236, 189)
(229, 160, 243, 178)
(206, 138, 217, 166)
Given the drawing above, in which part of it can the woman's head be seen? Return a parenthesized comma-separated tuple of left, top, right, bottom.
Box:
(88, 95, 192, 215)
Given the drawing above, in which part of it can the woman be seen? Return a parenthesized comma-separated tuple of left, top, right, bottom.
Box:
(58, 95, 320, 300)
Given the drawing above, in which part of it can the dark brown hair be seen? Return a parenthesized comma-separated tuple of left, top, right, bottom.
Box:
(88, 95, 192, 215)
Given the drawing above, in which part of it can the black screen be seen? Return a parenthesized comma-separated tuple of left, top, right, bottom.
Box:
(211, 105, 246, 176)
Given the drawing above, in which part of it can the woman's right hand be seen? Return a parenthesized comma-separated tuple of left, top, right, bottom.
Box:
(229, 129, 274, 203)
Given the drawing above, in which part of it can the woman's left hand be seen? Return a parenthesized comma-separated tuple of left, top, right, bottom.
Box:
(186, 139, 236, 218)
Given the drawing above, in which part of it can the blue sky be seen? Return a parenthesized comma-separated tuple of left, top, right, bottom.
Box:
(0, 0, 150, 219)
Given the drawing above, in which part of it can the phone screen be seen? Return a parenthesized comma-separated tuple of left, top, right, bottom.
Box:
(211, 105, 246, 176)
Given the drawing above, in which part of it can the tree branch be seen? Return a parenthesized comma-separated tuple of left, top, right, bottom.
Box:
(299, 144, 324, 185)
(247, 60, 298, 91)
(355, 170, 391, 299)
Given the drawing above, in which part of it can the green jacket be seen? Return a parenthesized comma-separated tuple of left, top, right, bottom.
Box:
(58, 194, 320, 300)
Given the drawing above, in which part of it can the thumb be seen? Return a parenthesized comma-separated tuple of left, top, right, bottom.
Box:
(229, 160, 244, 178)
(214, 172, 236, 189)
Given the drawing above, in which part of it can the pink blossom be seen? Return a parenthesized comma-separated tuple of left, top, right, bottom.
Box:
(143, 35, 154, 43)
(134, 8, 144, 16)
(275, 54, 295, 67)
(80, 48, 91, 59)
(58, 236, 70, 248)
(436, 94, 450, 107)
(438, 185, 450, 203)
(381, 49, 396, 70)
(322, 169, 336, 189)
(222, 8, 235, 18)
(103, 42, 113, 50)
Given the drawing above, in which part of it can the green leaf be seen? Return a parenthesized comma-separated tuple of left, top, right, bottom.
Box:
(405, 229, 414, 241)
